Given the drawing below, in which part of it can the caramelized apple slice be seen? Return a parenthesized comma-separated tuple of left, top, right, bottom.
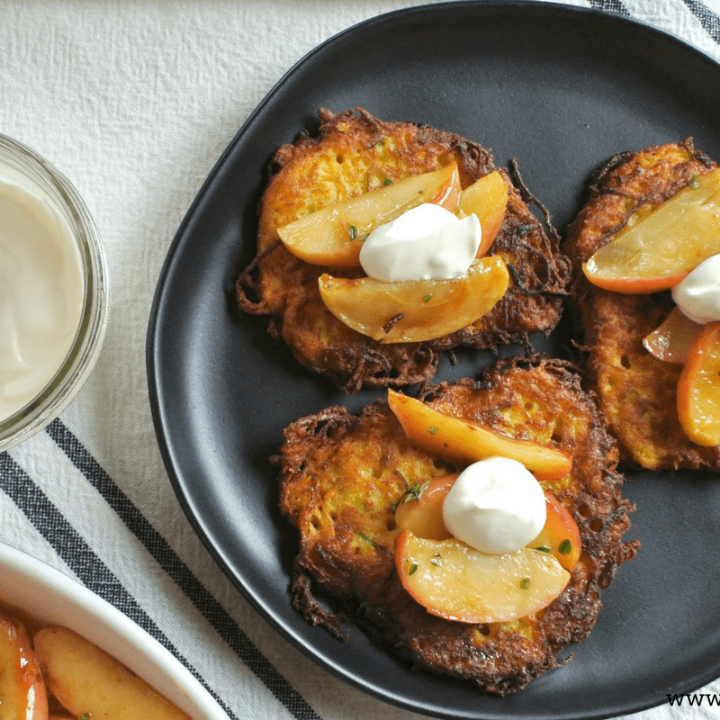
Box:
(643, 307, 703, 364)
(0, 614, 48, 720)
(530, 492, 581, 571)
(319, 256, 509, 343)
(387, 389, 572, 481)
(457, 170, 509, 257)
(583, 168, 720, 293)
(278, 162, 461, 267)
(395, 530, 569, 623)
(396, 474, 582, 570)
(677, 321, 720, 446)
(394, 474, 457, 540)
(34, 627, 191, 720)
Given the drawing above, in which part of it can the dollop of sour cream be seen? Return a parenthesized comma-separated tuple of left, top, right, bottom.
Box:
(672, 254, 720, 325)
(359, 203, 481, 282)
(0, 176, 84, 421)
(442, 457, 546, 555)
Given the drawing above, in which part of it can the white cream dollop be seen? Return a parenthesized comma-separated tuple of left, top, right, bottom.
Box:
(442, 457, 546, 555)
(672, 254, 720, 325)
(358, 203, 481, 282)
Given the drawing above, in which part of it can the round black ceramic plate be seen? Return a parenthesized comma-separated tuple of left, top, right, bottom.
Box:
(147, 3, 720, 718)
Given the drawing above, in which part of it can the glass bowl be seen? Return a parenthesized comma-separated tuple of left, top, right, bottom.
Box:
(0, 133, 108, 452)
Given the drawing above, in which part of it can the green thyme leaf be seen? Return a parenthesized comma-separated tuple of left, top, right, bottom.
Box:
(357, 532, 380, 549)
(423, 294, 433, 302)
(431, 557, 442, 567)
(690, 174, 700, 189)
(428, 426, 439, 435)
(520, 577, 531, 589)
(383, 178, 393, 186)
(413, 481, 430, 497)
(402, 480, 430, 504)
(535, 545, 552, 553)
(559, 539, 573, 555)
(409, 562, 418, 575)
(348, 224, 359, 241)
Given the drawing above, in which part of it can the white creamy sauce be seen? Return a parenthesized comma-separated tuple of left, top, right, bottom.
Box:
(442, 457, 546, 555)
(359, 203, 481, 282)
(0, 177, 84, 421)
(672, 254, 720, 325)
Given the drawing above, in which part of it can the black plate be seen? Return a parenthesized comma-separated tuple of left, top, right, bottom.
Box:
(147, 3, 720, 718)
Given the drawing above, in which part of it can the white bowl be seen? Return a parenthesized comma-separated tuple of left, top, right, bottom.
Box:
(0, 542, 229, 720)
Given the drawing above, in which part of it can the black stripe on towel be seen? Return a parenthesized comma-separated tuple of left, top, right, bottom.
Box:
(588, 0, 629, 14)
(682, 0, 720, 43)
(44, 419, 322, 720)
(0, 450, 239, 720)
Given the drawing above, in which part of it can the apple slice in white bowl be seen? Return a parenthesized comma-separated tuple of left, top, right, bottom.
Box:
(0, 541, 229, 720)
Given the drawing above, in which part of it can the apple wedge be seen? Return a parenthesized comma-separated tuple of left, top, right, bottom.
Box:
(529, 492, 581, 571)
(0, 614, 48, 720)
(394, 474, 457, 540)
(457, 170, 509, 257)
(395, 475, 582, 571)
(387, 389, 572, 481)
(395, 530, 569, 623)
(583, 167, 720, 293)
(277, 162, 461, 267)
(34, 627, 191, 720)
(643, 307, 703, 364)
(319, 256, 509, 344)
(677, 321, 720, 447)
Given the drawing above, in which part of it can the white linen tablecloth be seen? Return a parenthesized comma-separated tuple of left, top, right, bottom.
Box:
(2, 1, 720, 719)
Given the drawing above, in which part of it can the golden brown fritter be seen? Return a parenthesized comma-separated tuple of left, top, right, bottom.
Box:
(278, 355, 638, 694)
(237, 108, 571, 393)
(565, 139, 720, 471)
